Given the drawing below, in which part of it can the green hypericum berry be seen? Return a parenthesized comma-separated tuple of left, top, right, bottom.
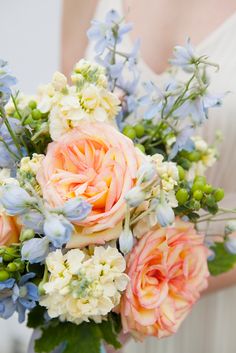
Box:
(193, 200, 201, 211)
(176, 188, 189, 205)
(28, 100, 37, 110)
(135, 144, 145, 153)
(0, 270, 10, 281)
(123, 126, 136, 140)
(205, 195, 216, 207)
(203, 184, 213, 194)
(194, 176, 207, 184)
(7, 263, 18, 272)
(188, 151, 201, 162)
(32, 109, 42, 120)
(177, 166, 185, 180)
(191, 182, 205, 192)
(134, 124, 145, 138)
(3, 254, 15, 262)
(214, 188, 225, 202)
(193, 190, 203, 201)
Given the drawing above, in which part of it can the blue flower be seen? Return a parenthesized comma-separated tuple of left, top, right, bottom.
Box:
(87, 10, 132, 55)
(140, 81, 164, 120)
(169, 38, 198, 72)
(21, 237, 50, 264)
(0, 184, 36, 215)
(0, 118, 21, 168)
(0, 273, 38, 323)
(174, 91, 222, 125)
(20, 210, 44, 233)
(169, 126, 194, 160)
(43, 214, 74, 248)
(152, 198, 175, 227)
(0, 60, 17, 106)
(61, 197, 91, 222)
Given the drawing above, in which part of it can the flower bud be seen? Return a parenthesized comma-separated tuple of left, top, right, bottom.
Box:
(20, 229, 35, 242)
(62, 198, 91, 222)
(225, 221, 236, 236)
(51, 72, 67, 91)
(119, 229, 134, 255)
(137, 162, 156, 183)
(155, 199, 175, 227)
(43, 214, 74, 248)
(125, 186, 146, 208)
(0, 184, 36, 215)
(21, 237, 49, 264)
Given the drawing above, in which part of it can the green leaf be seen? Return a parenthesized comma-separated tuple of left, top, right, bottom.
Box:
(34, 316, 122, 353)
(35, 322, 102, 353)
(27, 305, 46, 329)
(208, 242, 236, 276)
(99, 314, 122, 349)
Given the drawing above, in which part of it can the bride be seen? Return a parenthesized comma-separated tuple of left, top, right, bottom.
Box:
(61, 1, 236, 352)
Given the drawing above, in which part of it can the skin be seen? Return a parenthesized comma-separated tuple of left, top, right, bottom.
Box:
(61, 0, 236, 350)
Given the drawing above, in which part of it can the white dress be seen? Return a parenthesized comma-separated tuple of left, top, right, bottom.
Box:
(86, 1, 236, 353)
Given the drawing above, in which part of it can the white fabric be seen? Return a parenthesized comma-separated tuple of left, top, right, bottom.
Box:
(86, 1, 236, 353)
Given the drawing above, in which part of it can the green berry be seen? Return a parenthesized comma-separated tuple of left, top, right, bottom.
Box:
(23, 114, 33, 125)
(2, 254, 15, 262)
(123, 126, 136, 140)
(178, 158, 192, 171)
(193, 190, 203, 201)
(134, 124, 145, 138)
(194, 176, 207, 184)
(188, 151, 201, 162)
(32, 109, 42, 120)
(176, 188, 189, 205)
(205, 195, 216, 207)
(28, 100, 37, 110)
(193, 200, 201, 211)
(214, 188, 225, 202)
(0, 270, 10, 281)
(191, 182, 205, 193)
(177, 166, 185, 180)
(203, 184, 213, 194)
(135, 144, 145, 153)
(7, 263, 18, 272)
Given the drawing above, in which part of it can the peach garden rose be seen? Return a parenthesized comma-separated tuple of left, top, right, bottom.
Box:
(37, 121, 141, 247)
(0, 213, 20, 246)
(120, 219, 209, 339)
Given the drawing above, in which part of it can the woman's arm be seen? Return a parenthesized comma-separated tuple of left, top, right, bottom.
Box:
(205, 267, 236, 295)
(61, 0, 98, 78)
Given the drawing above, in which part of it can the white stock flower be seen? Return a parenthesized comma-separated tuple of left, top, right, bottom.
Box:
(40, 247, 129, 324)
(20, 154, 45, 175)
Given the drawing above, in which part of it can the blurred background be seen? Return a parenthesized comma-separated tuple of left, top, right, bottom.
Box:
(0, 0, 62, 351)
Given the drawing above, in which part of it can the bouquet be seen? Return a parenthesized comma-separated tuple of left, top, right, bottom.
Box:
(0, 9, 236, 353)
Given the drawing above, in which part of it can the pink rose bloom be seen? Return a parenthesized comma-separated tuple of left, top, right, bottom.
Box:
(0, 213, 20, 246)
(121, 219, 209, 339)
(37, 122, 140, 247)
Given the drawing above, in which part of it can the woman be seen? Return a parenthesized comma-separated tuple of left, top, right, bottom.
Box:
(61, 1, 236, 352)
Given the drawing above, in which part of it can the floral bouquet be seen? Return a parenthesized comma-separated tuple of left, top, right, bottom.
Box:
(1, 9, 236, 353)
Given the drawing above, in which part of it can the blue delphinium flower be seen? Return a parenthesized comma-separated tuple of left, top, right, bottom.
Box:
(169, 38, 198, 73)
(0, 184, 36, 216)
(169, 126, 194, 160)
(20, 210, 45, 234)
(21, 237, 50, 264)
(0, 60, 17, 106)
(140, 81, 164, 120)
(61, 197, 92, 222)
(43, 213, 74, 248)
(87, 9, 132, 55)
(0, 273, 39, 323)
(0, 118, 21, 168)
(154, 199, 175, 227)
(174, 92, 223, 124)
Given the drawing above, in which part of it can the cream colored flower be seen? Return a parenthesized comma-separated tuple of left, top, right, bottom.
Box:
(40, 247, 129, 324)
(51, 72, 67, 91)
(20, 154, 45, 175)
